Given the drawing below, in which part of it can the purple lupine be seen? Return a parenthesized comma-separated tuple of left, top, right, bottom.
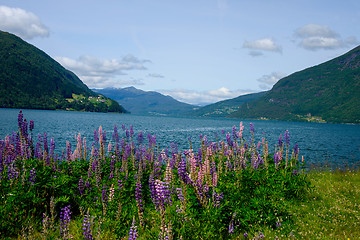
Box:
(102, 185, 108, 206)
(59, 205, 71, 239)
(18, 111, 23, 129)
(22, 119, 28, 138)
(118, 179, 123, 190)
(278, 134, 283, 148)
(137, 131, 143, 145)
(43, 133, 48, 154)
(82, 211, 93, 240)
(113, 124, 119, 143)
(226, 133, 233, 147)
(79, 176, 84, 195)
(126, 128, 130, 139)
(130, 125, 134, 138)
(294, 143, 299, 155)
(29, 120, 34, 132)
(293, 169, 298, 176)
(232, 125, 238, 140)
(66, 141, 71, 162)
(128, 217, 138, 240)
(147, 133, 152, 147)
(176, 188, 185, 203)
(93, 129, 99, 144)
(243, 232, 248, 238)
(276, 221, 281, 228)
(135, 181, 143, 212)
(85, 178, 91, 190)
(213, 191, 224, 208)
(285, 130, 290, 146)
(250, 123, 255, 134)
(228, 221, 234, 235)
(29, 168, 36, 185)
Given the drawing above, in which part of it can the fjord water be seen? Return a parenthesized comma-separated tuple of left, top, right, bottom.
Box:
(1, 108, 359, 169)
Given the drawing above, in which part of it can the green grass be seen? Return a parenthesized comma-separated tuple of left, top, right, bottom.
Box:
(255, 169, 360, 239)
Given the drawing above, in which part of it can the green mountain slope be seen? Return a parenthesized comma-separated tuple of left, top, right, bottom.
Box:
(0, 31, 126, 113)
(94, 87, 197, 115)
(230, 46, 360, 123)
(187, 91, 267, 117)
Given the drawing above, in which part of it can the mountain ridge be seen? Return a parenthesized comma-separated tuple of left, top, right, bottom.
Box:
(93, 87, 197, 115)
(0, 30, 126, 113)
(230, 45, 360, 123)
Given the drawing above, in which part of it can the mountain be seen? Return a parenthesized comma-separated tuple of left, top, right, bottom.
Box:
(94, 87, 197, 115)
(188, 91, 267, 118)
(230, 45, 360, 123)
(0, 31, 126, 113)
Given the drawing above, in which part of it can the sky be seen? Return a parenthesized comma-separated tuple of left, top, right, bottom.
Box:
(0, 0, 359, 105)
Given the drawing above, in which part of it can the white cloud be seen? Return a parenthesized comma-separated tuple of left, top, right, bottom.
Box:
(257, 72, 287, 90)
(243, 38, 282, 56)
(148, 73, 165, 78)
(158, 87, 255, 105)
(55, 55, 148, 88)
(0, 6, 49, 39)
(295, 24, 359, 51)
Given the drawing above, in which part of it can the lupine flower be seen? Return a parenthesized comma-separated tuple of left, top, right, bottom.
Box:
(232, 125, 238, 140)
(129, 217, 138, 240)
(276, 221, 281, 228)
(293, 169, 298, 176)
(59, 205, 71, 239)
(18, 111, 23, 129)
(66, 141, 71, 162)
(213, 191, 223, 208)
(278, 134, 283, 148)
(102, 185, 108, 206)
(82, 210, 93, 240)
(226, 133, 233, 147)
(43, 133, 48, 154)
(135, 181, 143, 212)
(176, 188, 185, 203)
(29, 120, 34, 132)
(285, 130, 290, 146)
(137, 131, 143, 145)
(79, 176, 84, 195)
(294, 143, 299, 155)
(93, 129, 99, 144)
(29, 168, 36, 185)
(250, 123, 255, 134)
(243, 232, 248, 238)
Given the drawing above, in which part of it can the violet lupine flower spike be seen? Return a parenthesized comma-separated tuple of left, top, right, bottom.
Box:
(129, 216, 138, 240)
(59, 205, 71, 239)
(82, 210, 94, 240)
(285, 130, 290, 146)
(79, 176, 84, 195)
(29, 168, 36, 186)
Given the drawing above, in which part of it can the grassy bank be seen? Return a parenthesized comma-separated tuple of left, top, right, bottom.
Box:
(258, 169, 360, 239)
(1, 111, 359, 239)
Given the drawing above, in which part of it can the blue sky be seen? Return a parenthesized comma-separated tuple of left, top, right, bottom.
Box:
(1, 0, 359, 105)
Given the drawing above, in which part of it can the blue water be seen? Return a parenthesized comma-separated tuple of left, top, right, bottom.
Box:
(1, 108, 359, 169)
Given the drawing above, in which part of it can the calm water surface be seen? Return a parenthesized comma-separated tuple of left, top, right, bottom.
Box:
(1, 108, 359, 169)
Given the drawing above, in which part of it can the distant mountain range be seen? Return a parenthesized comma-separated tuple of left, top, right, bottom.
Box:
(187, 91, 267, 118)
(230, 45, 360, 123)
(0, 31, 126, 113)
(93, 87, 197, 115)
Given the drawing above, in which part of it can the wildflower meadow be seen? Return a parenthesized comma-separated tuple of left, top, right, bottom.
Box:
(0, 110, 341, 239)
